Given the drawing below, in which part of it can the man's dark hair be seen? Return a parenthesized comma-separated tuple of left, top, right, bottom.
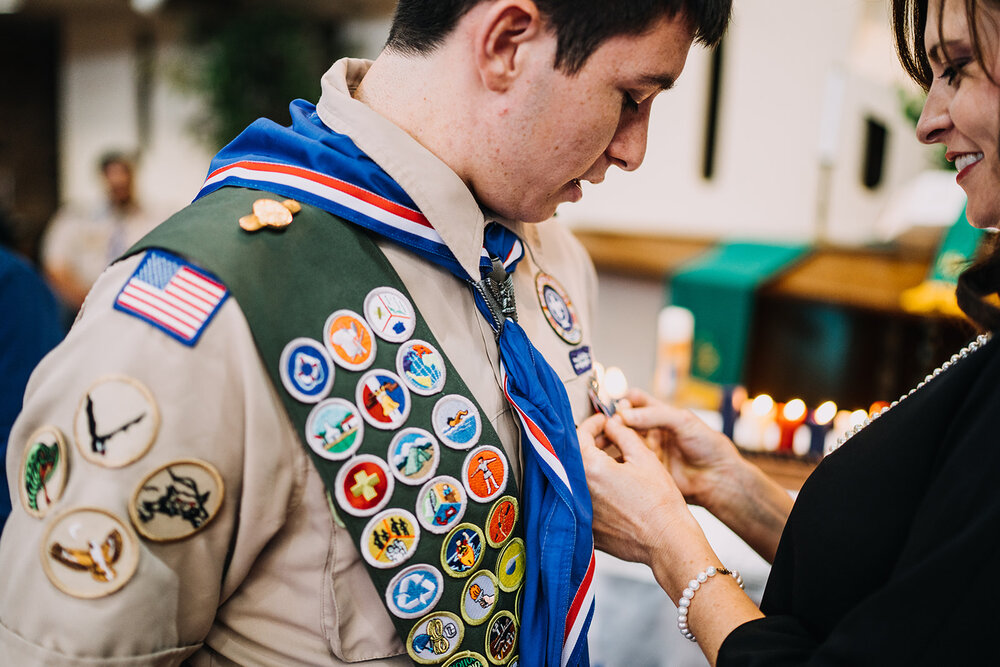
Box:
(386, 0, 731, 74)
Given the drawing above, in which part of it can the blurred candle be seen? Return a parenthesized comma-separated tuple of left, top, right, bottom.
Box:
(737, 394, 775, 451)
(807, 400, 837, 457)
(720, 385, 746, 440)
(603, 367, 628, 405)
(772, 399, 806, 452)
(869, 401, 890, 417)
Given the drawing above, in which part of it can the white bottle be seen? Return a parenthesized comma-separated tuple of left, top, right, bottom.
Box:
(652, 306, 694, 401)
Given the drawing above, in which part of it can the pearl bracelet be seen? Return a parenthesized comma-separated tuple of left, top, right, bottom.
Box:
(677, 565, 744, 642)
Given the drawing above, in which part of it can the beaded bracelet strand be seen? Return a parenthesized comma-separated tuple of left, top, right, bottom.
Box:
(677, 565, 744, 641)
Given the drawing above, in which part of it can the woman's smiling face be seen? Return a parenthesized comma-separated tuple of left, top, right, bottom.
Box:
(917, 0, 1000, 227)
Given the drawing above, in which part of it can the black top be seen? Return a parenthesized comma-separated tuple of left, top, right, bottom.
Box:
(718, 336, 1000, 666)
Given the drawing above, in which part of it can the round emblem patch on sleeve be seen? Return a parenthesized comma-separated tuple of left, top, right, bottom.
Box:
(462, 446, 508, 503)
(364, 286, 417, 343)
(324, 309, 377, 371)
(361, 508, 420, 569)
(305, 398, 364, 460)
(335, 454, 394, 517)
(19, 426, 69, 519)
(356, 370, 411, 430)
(407, 610, 465, 664)
(445, 651, 490, 667)
(432, 394, 482, 450)
(535, 273, 582, 345)
(388, 428, 440, 485)
(386, 563, 445, 619)
(461, 569, 500, 625)
(416, 475, 467, 534)
(485, 496, 518, 548)
(396, 339, 447, 396)
(495, 538, 526, 592)
(485, 610, 518, 665)
(441, 523, 485, 578)
(279, 338, 335, 403)
(74, 375, 160, 468)
(41, 507, 140, 598)
(129, 459, 224, 542)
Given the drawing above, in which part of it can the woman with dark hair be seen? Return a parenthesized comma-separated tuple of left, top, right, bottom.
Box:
(580, 1, 1000, 664)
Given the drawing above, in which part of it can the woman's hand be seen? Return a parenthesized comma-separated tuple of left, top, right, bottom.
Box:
(578, 413, 697, 568)
(616, 389, 743, 509)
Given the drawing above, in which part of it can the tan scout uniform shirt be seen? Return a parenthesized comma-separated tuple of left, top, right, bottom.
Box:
(0, 59, 598, 665)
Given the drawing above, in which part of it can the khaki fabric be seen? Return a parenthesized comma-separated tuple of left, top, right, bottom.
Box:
(0, 58, 598, 665)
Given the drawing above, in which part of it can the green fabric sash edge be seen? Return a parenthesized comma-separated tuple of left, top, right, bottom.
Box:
(123, 186, 522, 661)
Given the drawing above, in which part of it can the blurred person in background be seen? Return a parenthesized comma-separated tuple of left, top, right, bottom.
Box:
(42, 151, 158, 315)
(580, 0, 1000, 664)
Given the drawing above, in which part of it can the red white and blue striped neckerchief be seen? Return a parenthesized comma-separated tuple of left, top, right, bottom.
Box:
(196, 100, 595, 666)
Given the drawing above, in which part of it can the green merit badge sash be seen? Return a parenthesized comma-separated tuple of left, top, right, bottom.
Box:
(127, 187, 524, 665)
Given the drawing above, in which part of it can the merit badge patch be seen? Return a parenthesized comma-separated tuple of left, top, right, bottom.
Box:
(445, 651, 490, 667)
(495, 538, 526, 592)
(114, 249, 228, 346)
(486, 610, 518, 665)
(462, 446, 508, 503)
(388, 428, 440, 485)
(41, 507, 140, 599)
(324, 309, 377, 371)
(461, 569, 500, 625)
(569, 345, 593, 376)
(485, 496, 518, 548)
(407, 611, 464, 664)
(129, 459, 224, 542)
(432, 394, 482, 450)
(442, 523, 485, 578)
(19, 426, 69, 519)
(364, 286, 416, 343)
(335, 454, 394, 517)
(416, 475, 467, 535)
(356, 370, 411, 430)
(535, 273, 582, 345)
(305, 398, 364, 460)
(280, 338, 334, 404)
(74, 375, 159, 468)
(362, 508, 420, 569)
(396, 339, 447, 396)
(386, 563, 445, 620)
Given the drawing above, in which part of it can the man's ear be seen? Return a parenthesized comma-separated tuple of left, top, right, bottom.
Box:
(474, 0, 544, 92)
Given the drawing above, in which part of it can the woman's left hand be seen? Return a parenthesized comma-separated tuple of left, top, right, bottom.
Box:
(578, 413, 694, 568)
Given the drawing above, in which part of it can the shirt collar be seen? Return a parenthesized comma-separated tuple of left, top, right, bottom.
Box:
(316, 58, 514, 280)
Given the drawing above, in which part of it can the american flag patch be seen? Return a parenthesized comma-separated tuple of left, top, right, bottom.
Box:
(114, 249, 229, 346)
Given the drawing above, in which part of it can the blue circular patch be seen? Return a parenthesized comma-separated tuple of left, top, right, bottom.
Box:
(396, 339, 447, 396)
(386, 563, 445, 620)
(279, 338, 334, 403)
(388, 428, 440, 486)
(432, 394, 481, 450)
(441, 523, 485, 578)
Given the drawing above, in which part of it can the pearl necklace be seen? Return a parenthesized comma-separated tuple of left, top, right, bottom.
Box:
(825, 333, 993, 455)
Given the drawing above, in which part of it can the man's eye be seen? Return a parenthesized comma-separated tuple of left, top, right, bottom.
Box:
(622, 94, 640, 112)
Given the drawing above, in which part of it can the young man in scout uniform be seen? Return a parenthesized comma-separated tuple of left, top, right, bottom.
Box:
(0, 0, 729, 664)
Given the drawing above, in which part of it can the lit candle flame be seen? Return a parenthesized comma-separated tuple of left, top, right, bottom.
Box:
(751, 394, 774, 416)
(603, 367, 628, 401)
(782, 398, 806, 421)
(814, 401, 837, 426)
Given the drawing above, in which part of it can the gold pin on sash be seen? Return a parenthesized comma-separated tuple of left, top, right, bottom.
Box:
(239, 198, 301, 232)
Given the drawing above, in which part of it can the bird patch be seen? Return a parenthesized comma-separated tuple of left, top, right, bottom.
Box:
(41, 507, 140, 598)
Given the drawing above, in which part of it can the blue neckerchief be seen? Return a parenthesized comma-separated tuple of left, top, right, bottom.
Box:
(197, 100, 595, 666)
